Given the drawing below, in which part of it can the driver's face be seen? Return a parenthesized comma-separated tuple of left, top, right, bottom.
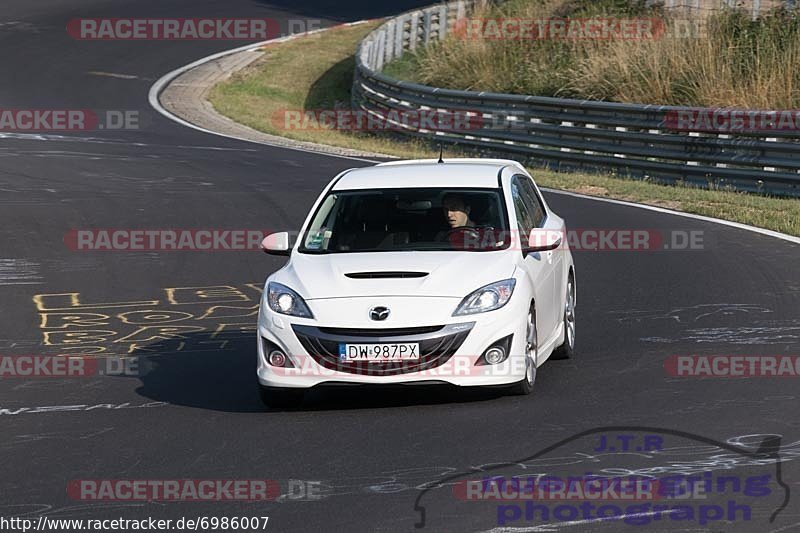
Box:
(442, 198, 470, 228)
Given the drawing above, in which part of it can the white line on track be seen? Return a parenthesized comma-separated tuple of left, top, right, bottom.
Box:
(542, 188, 800, 246)
(0, 402, 168, 416)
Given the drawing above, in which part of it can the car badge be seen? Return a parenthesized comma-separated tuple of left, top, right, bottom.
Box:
(369, 306, 391, 321)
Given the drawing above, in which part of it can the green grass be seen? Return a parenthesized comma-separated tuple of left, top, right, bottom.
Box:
(210, 22, 433, 158)
(209, 20, 800, 237)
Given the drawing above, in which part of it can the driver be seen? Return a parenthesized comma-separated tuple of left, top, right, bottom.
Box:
(442, 193, 476, 228)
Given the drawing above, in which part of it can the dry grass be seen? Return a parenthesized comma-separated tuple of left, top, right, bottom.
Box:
(395, 0, 800, 107)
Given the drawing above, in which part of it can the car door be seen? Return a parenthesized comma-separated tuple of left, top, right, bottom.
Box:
(526, 178, 566, 340)
(510, 175, 558, 353)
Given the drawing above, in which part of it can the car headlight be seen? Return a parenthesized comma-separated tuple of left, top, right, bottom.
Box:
(266, 282, 314, 318)
(453, 279, 516, 316)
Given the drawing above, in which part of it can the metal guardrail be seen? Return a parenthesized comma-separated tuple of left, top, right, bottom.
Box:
(352, 1, 800, 196)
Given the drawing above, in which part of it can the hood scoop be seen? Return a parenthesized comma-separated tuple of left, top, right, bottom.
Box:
(345, 271, 429, 279)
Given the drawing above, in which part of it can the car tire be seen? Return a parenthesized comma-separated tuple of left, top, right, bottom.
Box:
(551, 273, 576, 360)
(508, 306, 537, 396)
(259, 385, 304, 408)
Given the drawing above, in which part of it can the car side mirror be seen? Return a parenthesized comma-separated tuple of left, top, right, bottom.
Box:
(262, 232, 291, 256)
(525, 229, 562, 253)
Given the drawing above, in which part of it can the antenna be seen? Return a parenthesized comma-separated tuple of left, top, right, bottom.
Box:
(437, 144, 444, 164)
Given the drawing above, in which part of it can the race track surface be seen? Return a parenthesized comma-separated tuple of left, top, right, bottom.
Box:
(1, 1, 799, 531)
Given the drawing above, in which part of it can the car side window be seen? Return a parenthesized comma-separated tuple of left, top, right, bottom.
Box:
(516, 176, 546, 228)
(511, 178, 535, 238)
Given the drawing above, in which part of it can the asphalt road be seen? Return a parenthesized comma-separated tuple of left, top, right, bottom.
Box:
(1, 1, 799, 532)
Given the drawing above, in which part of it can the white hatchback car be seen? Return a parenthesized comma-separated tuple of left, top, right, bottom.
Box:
(257, 158, 575, 406)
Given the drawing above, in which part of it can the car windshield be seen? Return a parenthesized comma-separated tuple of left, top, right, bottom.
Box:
(298, 188, 510, 253)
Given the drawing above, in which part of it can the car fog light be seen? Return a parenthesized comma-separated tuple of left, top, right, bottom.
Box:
(484, 346, 506, 365)
(268, 350, 287, 367)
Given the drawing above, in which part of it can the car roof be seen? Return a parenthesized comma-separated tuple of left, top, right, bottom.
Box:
(331, 159, 528, 191)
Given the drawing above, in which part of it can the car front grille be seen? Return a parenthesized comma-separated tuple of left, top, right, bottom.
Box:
(317, 325, 444, 337)
(291, 323, 474, 375)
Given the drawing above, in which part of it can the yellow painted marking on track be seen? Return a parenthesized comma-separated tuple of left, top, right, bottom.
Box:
(32, 283, 261, 358)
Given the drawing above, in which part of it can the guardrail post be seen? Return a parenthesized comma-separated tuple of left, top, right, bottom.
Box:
(456, 0, 466, 21)
(375, 29, 385, 71)
(423, 10, 433, 45)
(362, 41, 372, 70)
(409, 11, 420, 51)
(385, 20, 396, 63)
(395, 14, 406, 57)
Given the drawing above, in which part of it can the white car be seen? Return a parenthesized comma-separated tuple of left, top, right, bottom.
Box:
(257, 158, 575, 406)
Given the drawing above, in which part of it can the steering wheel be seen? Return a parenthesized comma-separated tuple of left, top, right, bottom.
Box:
(447, 226, 503, 250)
(446, 226, 482, 240)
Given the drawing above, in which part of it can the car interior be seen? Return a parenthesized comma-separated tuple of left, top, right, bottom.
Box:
(327, 191, 503, 251)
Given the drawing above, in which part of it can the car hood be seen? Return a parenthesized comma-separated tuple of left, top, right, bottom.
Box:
(273, 251, 516, 299)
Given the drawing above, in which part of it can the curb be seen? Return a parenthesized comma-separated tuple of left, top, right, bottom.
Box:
(148, 20, 390, 163)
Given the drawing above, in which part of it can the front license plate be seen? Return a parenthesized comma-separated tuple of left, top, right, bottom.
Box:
(338, 343, 420, 362)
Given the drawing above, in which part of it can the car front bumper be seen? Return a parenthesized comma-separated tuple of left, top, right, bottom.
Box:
(256, 295, 530, 389)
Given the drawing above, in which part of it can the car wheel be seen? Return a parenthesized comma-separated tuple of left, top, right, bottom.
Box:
(259, 385, 304, 408)
(508, 306, 537, 396)
(551, 273, 576, 360)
